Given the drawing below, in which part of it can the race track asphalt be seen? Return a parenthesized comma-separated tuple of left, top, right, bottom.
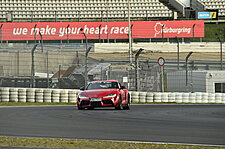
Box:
(0, 104, 224, 146)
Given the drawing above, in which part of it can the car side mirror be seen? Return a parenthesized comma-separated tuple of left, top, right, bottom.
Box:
(80, 86, 85, 90)
(120, 86, 126, 89)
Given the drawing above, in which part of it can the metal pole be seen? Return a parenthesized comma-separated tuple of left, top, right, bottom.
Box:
(220, 41, 223, 70)
(31, 11, 34, 22)
(84, 33, 88, 87)
(216, 33, 223, 70)
(131, 24, 134, 54)
(78, 11, 80, 22)
(186, 52, 193, 86)
(135, 56, 138, 91)
(176, 36, 180, 70)
(84, 36, 92, 87)
(39, 31, 43, 52)
(192, 24, 196, 38)
(67, 24, 70, 43)
(46, 51, 49, 88)
(161, 66, 164, 92)
(218, 36, 223, 70)
(99, 24, 102, 43)
(80, 28, 92, 87)
(31, 44, 38, 88)
(128, 0, 132, 64)
(85, 34, 88, 87)
(135, 48, 144, 91)
(101, 11, 103, 22)
(58, 65, 61, 88)
(162, 24, 165, 42)
(76, 51, 80, 65)
(146, 10, 148, 21)
(33, 24, 37, 43)
(55, 11, 57, 22)
(17, 50, 19, 77)
(85, 46, 92, 87)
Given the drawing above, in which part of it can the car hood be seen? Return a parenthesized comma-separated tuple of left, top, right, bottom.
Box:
(80, 89, 120, 98)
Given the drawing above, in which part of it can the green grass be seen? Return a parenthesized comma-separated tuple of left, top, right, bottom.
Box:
(0, 136, 224, 149)
(204, 23, 225, 42)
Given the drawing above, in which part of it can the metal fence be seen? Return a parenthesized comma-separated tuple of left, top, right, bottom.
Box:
(1, 42, 225, 93)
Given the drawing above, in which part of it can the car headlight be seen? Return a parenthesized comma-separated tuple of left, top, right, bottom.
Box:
(103, 94, 117, 98)
(78, 94, 88, 99)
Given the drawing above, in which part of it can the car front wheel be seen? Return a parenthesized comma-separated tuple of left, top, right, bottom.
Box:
(77, 105, 84, 110)
(115, 100, 122, 110)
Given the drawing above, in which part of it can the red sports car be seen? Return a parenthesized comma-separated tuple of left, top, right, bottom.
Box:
(77, 80, 130, 110)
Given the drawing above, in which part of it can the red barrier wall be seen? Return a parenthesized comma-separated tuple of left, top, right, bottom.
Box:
(0, 20, 204, 40)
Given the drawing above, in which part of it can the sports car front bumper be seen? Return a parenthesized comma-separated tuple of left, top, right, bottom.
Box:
(78, 98, 118, 108)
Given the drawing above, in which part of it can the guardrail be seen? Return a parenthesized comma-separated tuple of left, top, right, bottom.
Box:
(0, 87, 225, 104)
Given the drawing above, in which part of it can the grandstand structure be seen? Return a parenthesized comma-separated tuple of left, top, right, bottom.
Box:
(0, 0, 224, 22)
(199, 0, 225, 16)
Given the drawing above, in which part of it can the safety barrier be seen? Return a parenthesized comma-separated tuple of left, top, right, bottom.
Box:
(0, 87, 225, 104)
(0, 88, 80, 103)
(35, 89, 44, 103)
(18, 88, 26, 102)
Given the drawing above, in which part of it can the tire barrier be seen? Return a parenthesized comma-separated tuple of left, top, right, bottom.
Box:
(18, 88, 26, 102)
(154, 92, 162, 103)
(215, 93, 222, 103)
(60, 90, 68, 103)
(168, 92, 175, 103)
(189, 93, 196, 103)
(43, 89, 52, 103)
(1, 88, 10, 102)
(1, 87, 225, 104)
(130, 91, 139, 103)
(35, 89, 44, 103)
(196, 92, 202, 103)
(52, 89, 60, 103)
(139, 92, 147, 103)
(175, 93, 183, 103)
(222, 94, 225, 104)
(162, 92, 169, 103)
(202, 93, 209, 103)
(68, 90, 77, 103)
(208, 93, 215, 103)
(182, 93, 189, 103)
(146, 92, 154, 103)
(9, 88, 18, 102)
(26, 88, 35, 102)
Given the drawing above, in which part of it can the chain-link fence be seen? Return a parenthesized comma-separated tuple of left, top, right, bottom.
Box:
(1, 42, 225, 93)
(0, 43, 90, 88)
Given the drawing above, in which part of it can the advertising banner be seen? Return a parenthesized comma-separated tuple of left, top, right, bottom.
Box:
(197, 10, 218, 20)
(0, 20, 204, 40)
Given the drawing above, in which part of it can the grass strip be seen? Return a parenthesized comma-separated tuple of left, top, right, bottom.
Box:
(0, 136, 224, 149)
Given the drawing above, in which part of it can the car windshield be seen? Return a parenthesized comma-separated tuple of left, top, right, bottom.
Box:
(86, 82, 119, 90)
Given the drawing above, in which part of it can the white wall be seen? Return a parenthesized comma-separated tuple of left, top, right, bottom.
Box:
(94, 42, 225, 53)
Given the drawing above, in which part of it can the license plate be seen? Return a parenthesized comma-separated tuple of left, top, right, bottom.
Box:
(90, 98, 102, 102)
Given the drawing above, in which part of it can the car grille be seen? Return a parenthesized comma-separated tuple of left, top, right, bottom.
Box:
(91, 101, 102, 107)
(102, 99, 113, 105)
(80, 100, 90, 106)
